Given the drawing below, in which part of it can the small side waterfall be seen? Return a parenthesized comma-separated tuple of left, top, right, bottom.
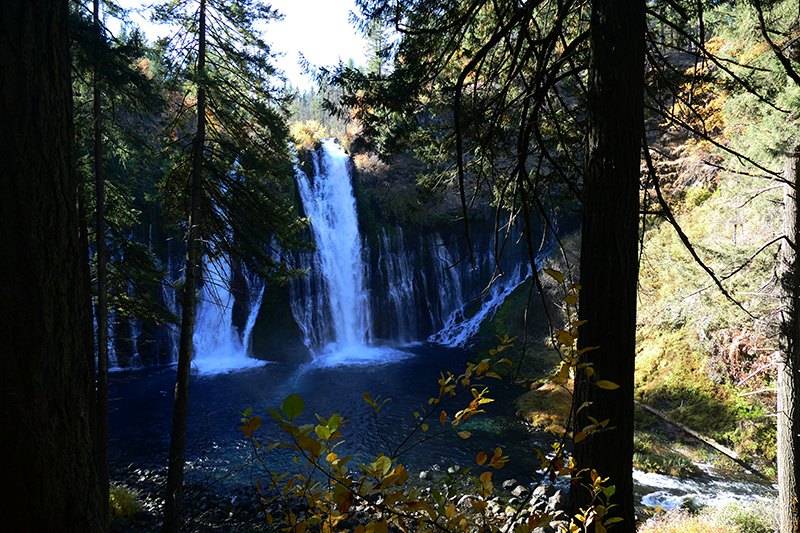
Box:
(292, 140, 372, 353)
(191, 257, 264, 373)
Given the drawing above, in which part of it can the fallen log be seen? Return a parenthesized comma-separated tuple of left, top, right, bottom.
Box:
(634, 400, 768, 480)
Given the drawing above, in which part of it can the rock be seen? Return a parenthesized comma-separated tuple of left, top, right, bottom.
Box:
(457, 494, 473, 508)
(502, 478, 518, 490)
(530, 500, 548, 514)
(512, 485, 530, 498)
(419, 470, 430, 480)
(508, 497, 521, 506)
(532, 483, 557, 500)
(547, 490, 567, 513)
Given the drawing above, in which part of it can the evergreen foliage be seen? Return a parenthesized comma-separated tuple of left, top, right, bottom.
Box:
(154, 0, 308, 281)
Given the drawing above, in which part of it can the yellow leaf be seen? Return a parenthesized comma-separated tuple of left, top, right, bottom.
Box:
(374, 519, 388, 533)
(553, 362, 571, 384)
(544, 268, 564, 283)
(457, 431, 471, 439)
(445, 503, 456, 519)
(440, 411, 447, 425)
(597, 380, 620, 390)
(471, 500, 488, 513)
(555, 330, 574, 346)
(565, 293, 579, 305)
(574, 430, 587, 444)
(476, 451, 487, 465)
(421, 423, 429, 432)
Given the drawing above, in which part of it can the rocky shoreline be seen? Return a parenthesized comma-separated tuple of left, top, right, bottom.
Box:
(109, 462, 571, 533)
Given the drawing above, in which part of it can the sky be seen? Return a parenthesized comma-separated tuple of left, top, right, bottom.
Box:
(112, 0, 368, 91)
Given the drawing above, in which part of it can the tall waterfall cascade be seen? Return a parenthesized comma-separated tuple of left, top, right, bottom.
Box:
(291, 139, 372, 354)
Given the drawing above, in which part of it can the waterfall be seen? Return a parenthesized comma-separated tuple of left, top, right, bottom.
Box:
(292, 139, 372, 353)
(131, 140, 551, 369)
(191, 257, 264, 373)
(289, 140, 541, 356)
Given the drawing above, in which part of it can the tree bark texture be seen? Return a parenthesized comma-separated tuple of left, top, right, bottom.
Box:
(0, 1, 103, 531)
(93, 0, 111, 524)
(163, 1, 207, 531)
(778, 147, 800, 533)
(569, 0, 644, 530)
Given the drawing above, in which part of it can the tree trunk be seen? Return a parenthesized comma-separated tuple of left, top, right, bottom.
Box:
(569, 0, 644, 530)
(0, 1, 103, 530)
(162, 1, 207, 531)
(93, 0, 110, 525)
(778, 146, 800, 533)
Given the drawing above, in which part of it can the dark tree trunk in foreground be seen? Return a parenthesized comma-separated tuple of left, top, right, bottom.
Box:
(163, 1, 207, 531)
(0, 1, 103, 531)
(569, 0, 644, 530)
(93, 0, 111, 525)
(778, 147, 800, 533)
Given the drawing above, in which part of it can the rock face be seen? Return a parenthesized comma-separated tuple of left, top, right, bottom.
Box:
(250, 282, 312, 365)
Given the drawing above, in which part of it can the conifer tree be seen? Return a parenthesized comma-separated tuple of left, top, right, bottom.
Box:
(71, 4, 168, 527)
(713, 3, 800, 531)
(152, 1, 307, 530)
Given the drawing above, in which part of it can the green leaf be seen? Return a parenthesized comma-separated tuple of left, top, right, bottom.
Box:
(243, 407, 253, 417)
(372, 455, 392, 476)
(266, 407, 284, 422)
(298, 435, 323, 457)
(315, 425, 331, 440)
(281, 393, 305, 420)
(327, 413, 341, 431)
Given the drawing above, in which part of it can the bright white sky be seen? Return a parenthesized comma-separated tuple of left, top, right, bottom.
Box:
(112, 0, 368, 91)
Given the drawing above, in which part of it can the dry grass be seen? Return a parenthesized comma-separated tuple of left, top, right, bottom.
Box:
(638, 510, 727, 533)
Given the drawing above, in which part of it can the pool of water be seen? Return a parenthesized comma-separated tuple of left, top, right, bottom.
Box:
(108, 343, 544, 489)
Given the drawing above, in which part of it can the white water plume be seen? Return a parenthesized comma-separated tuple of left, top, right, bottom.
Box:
(191, 257, 265, 374)
(293, 139, 371, 353)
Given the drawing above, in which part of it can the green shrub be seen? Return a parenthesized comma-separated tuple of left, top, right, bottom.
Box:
(109, 483, 142, 521)
(632, 450, 701, 478)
